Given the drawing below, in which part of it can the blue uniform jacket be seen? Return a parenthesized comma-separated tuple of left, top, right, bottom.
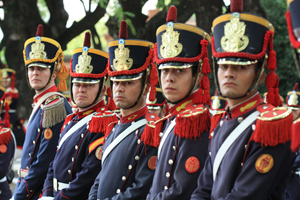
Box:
(0, 127, 15, 200)
(89, 107, 158, 200)
(191, 93, 295, 200)
(146, 100, 210, 200)
(13, 87, 72, 200)
(42, 101, 117, 200)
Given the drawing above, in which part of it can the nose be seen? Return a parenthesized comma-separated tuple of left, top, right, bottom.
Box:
(165, 70, 175, 83)
(224, 66, 235, 79)
(78, 85, 87, 93)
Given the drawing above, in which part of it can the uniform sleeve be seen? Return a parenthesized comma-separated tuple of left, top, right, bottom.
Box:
(54, 133, 104, 200)
(190, 156, 213, 200)
(13, 120, 64, 199)
(88, 171, 100, 200)
(147, 131, 210, 200)
(0, 137, 15, 178)
(42, 161, 54, 197)
(106, 144, 158, 200)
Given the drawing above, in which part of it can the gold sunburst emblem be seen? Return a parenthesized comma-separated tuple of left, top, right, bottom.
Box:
(160, 22, 183, 58)
(30, 36, 47, 59)
(75, 47, 93, 73)
(221, 13, 249, 52)
(113, 39, 133, 71)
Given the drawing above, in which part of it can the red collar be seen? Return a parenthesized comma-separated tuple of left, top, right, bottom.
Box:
(120, 106, 148, 123)
(33, 85, 57, 103)
(169, 92, 197, 117)
(226, 92, 262, 119)
(75, 100, 106, 119)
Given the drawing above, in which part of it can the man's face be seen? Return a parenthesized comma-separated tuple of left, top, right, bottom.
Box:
(217, 64, 257, 99)
(160, 67, 195, 103)
(72, 82, 100, 108)
(28, 66, 51, 90)
(112, 79, 142, 109)
(292, 109, 300, 121)
(2, 79, 11, 89)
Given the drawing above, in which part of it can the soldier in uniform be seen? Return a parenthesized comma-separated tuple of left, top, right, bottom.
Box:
(88, 20, 159, 200)
(191, 0, 294, 199)
(146, 85, 167, 118)
(0, 86, 15, 200)
(12, 25, 72, 200)
(146, 5, 211, 199)
(0, 65, 26, 149)
(40, 32, 118, 200)
(285, 83, 300, 200)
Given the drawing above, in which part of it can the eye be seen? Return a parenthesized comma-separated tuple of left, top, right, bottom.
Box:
(177, 69, 183, 73)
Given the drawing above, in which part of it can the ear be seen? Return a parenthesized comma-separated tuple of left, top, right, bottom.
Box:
(52, 71, 57, 79)
(258, 70, 265, 85)
(143, 83, 150, 96)
(100, 85, 106, 98)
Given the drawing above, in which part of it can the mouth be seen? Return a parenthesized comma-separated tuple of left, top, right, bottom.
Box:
(31, 79, 41, 82)
(223, 82, 237, 87)
(164, 86, 176, 91)
(115, 95, 125, 101)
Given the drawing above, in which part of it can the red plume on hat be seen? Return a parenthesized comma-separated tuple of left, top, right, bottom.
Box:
(230, 0, 243, 13)
(36, 24, 43, 37)
(166, 5, 177, 22)
(83, 31, 91, 48)
(119, 20, 128, 40)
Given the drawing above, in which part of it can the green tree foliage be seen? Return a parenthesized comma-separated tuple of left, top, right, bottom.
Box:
(260, 0, 300, 100)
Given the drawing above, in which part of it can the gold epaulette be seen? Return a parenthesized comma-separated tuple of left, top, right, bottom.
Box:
(174, 104, 210, 139)
(42, 95, 67, 128)
(89, 111, 118, 134)
(251, 105, 293, 146)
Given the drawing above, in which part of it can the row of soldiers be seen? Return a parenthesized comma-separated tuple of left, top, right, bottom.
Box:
(1, 0, 300, 199)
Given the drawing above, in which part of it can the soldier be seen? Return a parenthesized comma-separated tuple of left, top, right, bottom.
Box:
(0, 86, 15, 200)
(12, 25, 72, 200)
(88, 20, 159, 200)
(40, 32, 118, 200)
(0, 64, 26, 149)
(285, 83, 300, 200)
(191, 0, 294, 199)
(146, 5, 211, 199)
(286, 0, 300, 77)
(146, 85, 167, 118)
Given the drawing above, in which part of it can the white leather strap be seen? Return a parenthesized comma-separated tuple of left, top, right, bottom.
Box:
(58, 113, 95, 150)
(213, 111, 260, 181)
(0, 176, 7, 182)
(28, 92, 63, 125)
(157, 119, 176, 160)
(102, 119, 147, 165)
(53, 178, 69, 191)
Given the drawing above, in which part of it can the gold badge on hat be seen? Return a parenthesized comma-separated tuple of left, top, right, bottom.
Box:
(255, 154, 274, 173)
(30, 36, 47, 59)
(76, 47, 93, 73)
(221, 13, 249, 52)
(161, 22, 183, 58)
(288, 92, 299, 106)
(113, 39, 133, 71)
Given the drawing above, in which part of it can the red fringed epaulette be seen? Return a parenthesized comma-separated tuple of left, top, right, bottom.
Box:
(8, 89, 18, 99)
(291, 118, 300, 152)
(141, 113, 161, 147)
(0, 127, 12, 145)
(209, 111, 225, 139)
(89, 111, 118, 134)
(174, 104, 211, 140)
(250, 104, 293, 147)
(61, 113, 76, 133)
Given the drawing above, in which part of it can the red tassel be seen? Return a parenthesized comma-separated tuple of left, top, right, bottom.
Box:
(11, 74, 15, 90)
(83, 32, 91, 48)
(3, 101, 10, 128)
(149, 57, 158, 102)
(106, 87, 116, 111)
(267, 51, 277, 70)
(174, 108, 210, 139)
(230, 0, 243, 13)
(89, 113, 118, 134)
(166, 5, 177, 22)
(0, 128, 12, 145)
(193, 89, 203, 105)
(250, 112, 293, 146)
(209, 112, 223, 139)
(36, 24, 43, 37)
(201, 57, 211, 74)
(141, 123, 160, 148)
(291, 120, 300, 152)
